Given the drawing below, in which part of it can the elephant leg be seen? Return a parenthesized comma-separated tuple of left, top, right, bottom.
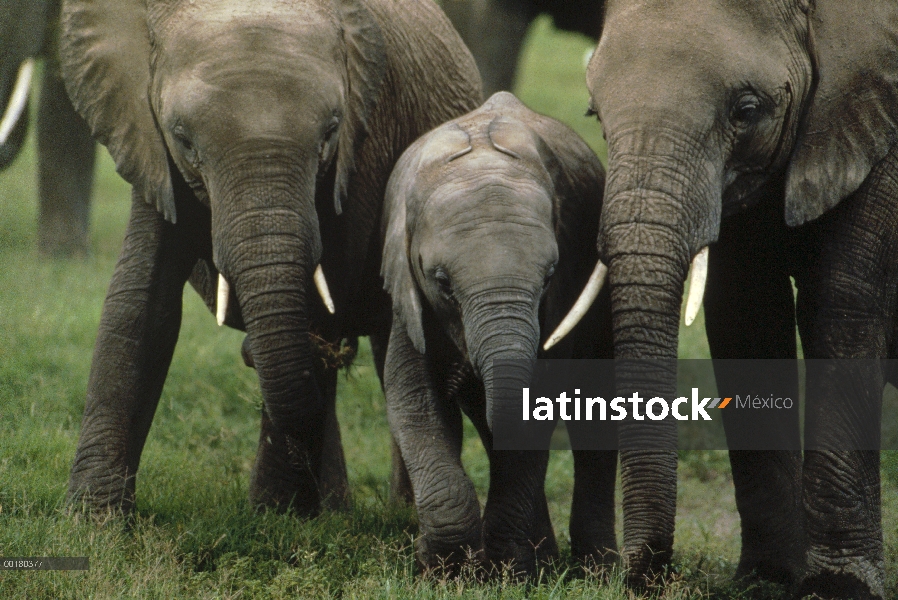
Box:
(68, 190, 199, 512)
(567, 294, 618, 570)
(453, 375, 556, 576)
(384, 324, 480, 573)
(441, 0, 535, 96)
(569, 450, 618, 569)
(371, 332, 413, 505)
(36, 59, 95, 257)
(703, 189, 804, 586)
(481, 447, 557, 576)
(792, 158, 898, 600)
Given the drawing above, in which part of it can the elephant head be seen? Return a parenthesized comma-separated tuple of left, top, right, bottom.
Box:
(382, 91, 602, 432)
(60, 0, 389, 511)
(559, 0, 898, 360)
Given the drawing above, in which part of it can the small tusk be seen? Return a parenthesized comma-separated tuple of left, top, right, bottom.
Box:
(684, 246, 709, 326)
(543, 261, 608, 351)
(216, 274, 229, 326)
(0, 59, 35, 146)
(314, 264, 335, 314)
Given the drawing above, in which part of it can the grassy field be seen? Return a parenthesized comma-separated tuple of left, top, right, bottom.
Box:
(0, 16, 895, 599)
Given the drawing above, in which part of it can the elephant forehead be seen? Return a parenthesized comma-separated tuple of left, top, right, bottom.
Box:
(152, 2, 342, 72)
(418, 148, 550, 194)
(593, 0, 799, 104)
(415, 171, 554, 232)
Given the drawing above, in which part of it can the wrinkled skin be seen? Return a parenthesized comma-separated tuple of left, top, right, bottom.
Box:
(381, 92, 615, 575)
(61, 0, 481, 518)
(442, 0, 602, 95)
(588, 1, 898, 597)
(0, 0, 95, 256)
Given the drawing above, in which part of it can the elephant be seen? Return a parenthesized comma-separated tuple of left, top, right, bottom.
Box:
(380, 91, 616, 575)
(548, 0, 898, 597)
(59, 0, 482, 517)
(441, 0, 602, 96)
(1, 0, 97, 257)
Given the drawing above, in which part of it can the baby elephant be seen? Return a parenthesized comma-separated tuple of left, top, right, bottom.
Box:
(381, 92, 616, 575)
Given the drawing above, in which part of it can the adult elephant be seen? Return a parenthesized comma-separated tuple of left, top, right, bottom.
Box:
(1, 0, 96, 257)
(441, 0, 603, 96)
(552, 1, 898, 597)
(60, 0, 481, 517)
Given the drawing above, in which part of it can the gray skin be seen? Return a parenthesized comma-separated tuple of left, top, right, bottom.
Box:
(442, 0, 602, 96)
(381, 92, 616, 575)
(60, 0, 481, 517)
(588, 1, 898, 597)
(0, 0, 96, 256)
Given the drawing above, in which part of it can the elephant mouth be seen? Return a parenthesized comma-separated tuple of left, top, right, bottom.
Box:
(215, 264, 335, 327)
(544, 247, 711, 351)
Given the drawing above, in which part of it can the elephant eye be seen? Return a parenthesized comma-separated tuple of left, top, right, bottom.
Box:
(543, 264, 556, 288)
(434, 269, 453, 298)
(172, 124, 192, 150)
(731, 93, 762, 125)
(322, 115, 340, 147)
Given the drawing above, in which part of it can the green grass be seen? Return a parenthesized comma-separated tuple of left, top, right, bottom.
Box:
(0, 16, 895, 599)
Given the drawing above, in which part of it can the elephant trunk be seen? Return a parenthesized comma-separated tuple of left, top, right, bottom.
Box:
(463, 288, 539, 432)
(597, 128, 722, 584)
(211, 156, 325, 514)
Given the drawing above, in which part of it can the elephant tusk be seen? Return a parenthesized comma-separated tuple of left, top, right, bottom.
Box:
(216, 274, 229, 326)
(684, 246, 709, 326)
(0, 59, 35, 146)
(543, 261, 608, 351)
(314, 264, 335, 314)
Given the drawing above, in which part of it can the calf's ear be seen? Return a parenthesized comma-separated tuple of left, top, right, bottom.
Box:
(381, 125, 472, 353)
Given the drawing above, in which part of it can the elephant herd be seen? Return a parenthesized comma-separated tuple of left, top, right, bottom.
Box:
(2, 0, 896, 598)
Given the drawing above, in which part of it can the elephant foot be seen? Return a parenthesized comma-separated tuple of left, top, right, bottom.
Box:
(67, 466, 136, 515)
(795, 551, 885, 600)
(482, 533, 559, 580)
(415, 536, 484, 579)
(572, 544, 619, 576)
(735, 552, 803, 588)
(795, 571, 882, 600)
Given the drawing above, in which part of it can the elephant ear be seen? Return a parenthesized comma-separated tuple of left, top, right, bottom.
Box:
(60, 0, 175, 222)
(784, 0, 898, 226)
(333, 0, 387, 215)
(381, 125, 472, 354)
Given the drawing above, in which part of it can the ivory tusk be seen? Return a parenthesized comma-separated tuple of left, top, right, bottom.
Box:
(216, 274, 229, 326)
(543, 261, 608, 351)
(314, 264, 335, 314)
(684, 246, 709, 326)
(0, 59, 35, 146)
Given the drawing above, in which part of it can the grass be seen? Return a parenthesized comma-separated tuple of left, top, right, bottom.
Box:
(0, 15, 895, 599)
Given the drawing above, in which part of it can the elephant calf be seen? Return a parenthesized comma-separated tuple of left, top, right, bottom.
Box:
(380, 91, 617, 575)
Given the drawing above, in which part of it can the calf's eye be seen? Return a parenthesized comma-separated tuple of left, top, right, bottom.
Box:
(434, 269, 452, 298)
